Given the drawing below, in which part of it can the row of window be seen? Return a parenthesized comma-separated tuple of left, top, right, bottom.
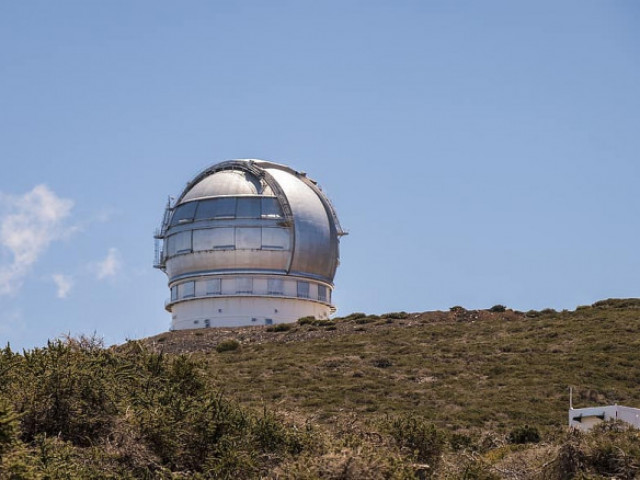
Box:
(166, 227, 290, 256)
(170, 278, 329, 303)
(170, 196, 283, 226)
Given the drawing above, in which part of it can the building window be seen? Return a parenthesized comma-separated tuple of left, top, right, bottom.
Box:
(181, 281, 195, 298)
(268, 278, 284, 295)
(261, 197, 283, 218)
(236, 197, 261, 218)
(265, 318, 273, 325)
(170, 286, 178, 301)
(206, 278, 221, 295)
(214, 197, 236, 218)
(170, 202, 197, 226)
(318, 285, 327, 302)
(236, 277, 253, 294)
(297, 281, 309, 299)
(168, 231, 192, 256)
(194, 198, 224, 221)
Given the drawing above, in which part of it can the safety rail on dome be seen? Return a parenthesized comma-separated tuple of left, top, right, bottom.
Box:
(153, 237, 166, 270)
(153, 197, 174, 269)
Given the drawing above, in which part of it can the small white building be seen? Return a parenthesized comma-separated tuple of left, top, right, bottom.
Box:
(569, 404, 640, 431)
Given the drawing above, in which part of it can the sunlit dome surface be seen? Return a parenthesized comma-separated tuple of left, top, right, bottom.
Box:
(180, 169, 274, 201)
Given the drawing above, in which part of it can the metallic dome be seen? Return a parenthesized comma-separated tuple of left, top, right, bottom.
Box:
(154, 159, 346, 330)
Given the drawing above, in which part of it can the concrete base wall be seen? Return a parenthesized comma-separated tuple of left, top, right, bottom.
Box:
(170, 296, 331, 330)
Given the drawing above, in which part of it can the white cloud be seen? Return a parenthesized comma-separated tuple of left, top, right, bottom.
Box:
(52, 273, 73, 299)
(0, 185, 74, 295)
(95, 247, 122, 280)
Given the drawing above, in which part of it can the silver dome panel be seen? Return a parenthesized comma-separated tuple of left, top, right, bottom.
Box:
(155, 159, 345, 320)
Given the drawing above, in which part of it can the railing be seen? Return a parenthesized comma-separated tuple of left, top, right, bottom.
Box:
(153, 238, 165, 269)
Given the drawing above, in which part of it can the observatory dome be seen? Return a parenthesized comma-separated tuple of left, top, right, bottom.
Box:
(154, 159, 346, 330)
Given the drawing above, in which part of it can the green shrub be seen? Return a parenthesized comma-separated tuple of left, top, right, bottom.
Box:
(216, 339, 240, 352)
(449, 432, 474, 451)
(297, 316, 316, 325)
(450, 306, 466, 313)
(386, 415, 445, 466)
(372, 358, 393, 369)
(16, 340, 118, 446)
(0, 340, 319, 477)
(508, 425, 540, 444)
(381, 311, 409, 319)
(355, 317, 374, 325)
(0, 396, 19, 457)
(592, 298, 640, 309)
(489, 305, 506, 313)
(314, 320, 333, 327)
(266, 323, 293, 332)
(253, 408, 308, 455)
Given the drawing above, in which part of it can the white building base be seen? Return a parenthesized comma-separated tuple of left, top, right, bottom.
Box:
(169, 296, 331, 330)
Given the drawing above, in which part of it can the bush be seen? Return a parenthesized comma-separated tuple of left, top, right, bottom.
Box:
(296, 317, 334, 327)
(0, 396, 19, 456)
(372, 358, 393, 369)
(266, 323, 293, 332)
(508, 425, 540, 444)
(342, 312, 367, 322)
(297, 316, 316, 325)
(16, 340, 118, 446)
(216, 339, 240, 353)
(489, 305, 506, 313)
(0, 340, 312, 478)
(355, 317, 374, 325)
(386, 415, 445, 466)
(381, 311, 409, 319)
(449, 306, 466, 313)
(592, 298, 640, 309)
(314, 320, 333, 327)
(449, 432, 474, 451)
(544, 424, 640, 479)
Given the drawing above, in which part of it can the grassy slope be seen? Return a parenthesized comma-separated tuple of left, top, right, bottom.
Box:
(145, 300, 640, 435)
(3, 299, 640, 478)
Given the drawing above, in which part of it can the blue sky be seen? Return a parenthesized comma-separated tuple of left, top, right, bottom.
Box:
(1, 1, 639, 350)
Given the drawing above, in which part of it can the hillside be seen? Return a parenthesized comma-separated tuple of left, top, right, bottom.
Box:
(2, 299, 640, 478)
(143, 300, 640, 431)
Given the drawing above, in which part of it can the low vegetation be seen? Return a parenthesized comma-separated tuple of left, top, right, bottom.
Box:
(2, 299, 640, 478)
